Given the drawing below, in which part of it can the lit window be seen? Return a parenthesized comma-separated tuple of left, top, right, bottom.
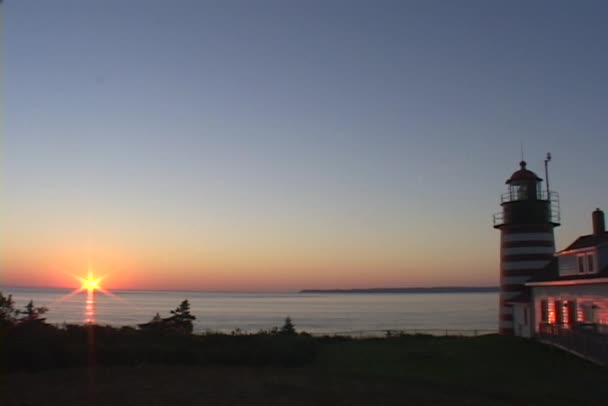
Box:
(555, 300, 564, 324)
(540, 299, 549, 322)
(548, 299, 557, 324)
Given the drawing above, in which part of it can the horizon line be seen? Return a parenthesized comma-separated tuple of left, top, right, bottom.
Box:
(0, 284, 499, 295)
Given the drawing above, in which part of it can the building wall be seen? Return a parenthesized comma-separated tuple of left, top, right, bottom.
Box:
(598, 245, 608, 269)
(531, 283, 608, 333)
(512, 303, 532, 338)
(558, 255, 578, 276)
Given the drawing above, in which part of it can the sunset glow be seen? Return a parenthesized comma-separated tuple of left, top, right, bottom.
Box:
(2, 1, 607, 293)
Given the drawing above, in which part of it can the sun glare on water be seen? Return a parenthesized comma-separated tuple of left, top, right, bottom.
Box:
(57, 266, 124, 323)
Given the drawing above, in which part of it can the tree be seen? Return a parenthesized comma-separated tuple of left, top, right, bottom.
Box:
(280, 316, 296, 336)
(0, 292, 19, 327)
(138, 300, 196, 334)
(19, 300, 48, 323)
(168, 300, 196, 334)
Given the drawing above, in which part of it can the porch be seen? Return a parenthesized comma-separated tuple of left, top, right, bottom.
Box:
(538, 323, 608, 366)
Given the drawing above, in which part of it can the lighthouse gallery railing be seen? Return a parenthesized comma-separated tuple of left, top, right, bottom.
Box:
(493, 191, 560, 227)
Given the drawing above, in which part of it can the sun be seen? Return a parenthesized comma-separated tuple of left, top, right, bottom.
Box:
(54, 265, 125, 323)
(76, 269, 105, 292)
(81, 271, 103, 291)
(64, 267, 112, 296)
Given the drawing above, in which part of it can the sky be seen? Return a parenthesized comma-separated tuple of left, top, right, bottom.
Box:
(2, 1, 607, 291)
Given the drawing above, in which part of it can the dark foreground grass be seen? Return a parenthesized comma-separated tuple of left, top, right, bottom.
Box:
(2, 334, 607, 406)
(315, 334, 608, 405)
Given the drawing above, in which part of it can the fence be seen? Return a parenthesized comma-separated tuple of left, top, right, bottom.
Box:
(311, 328, 497, 338)
(538, 323, 608, 366)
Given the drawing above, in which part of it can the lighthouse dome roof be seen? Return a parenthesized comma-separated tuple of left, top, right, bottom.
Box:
(506, 161, 542, 184)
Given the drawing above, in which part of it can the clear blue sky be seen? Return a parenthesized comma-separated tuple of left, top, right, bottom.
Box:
(2, 1, 607, 290)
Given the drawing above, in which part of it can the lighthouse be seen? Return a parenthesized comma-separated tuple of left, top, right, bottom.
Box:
(493, 160, 560, 335)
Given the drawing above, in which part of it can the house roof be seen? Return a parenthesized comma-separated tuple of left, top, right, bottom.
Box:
(560, 232, 608, 252)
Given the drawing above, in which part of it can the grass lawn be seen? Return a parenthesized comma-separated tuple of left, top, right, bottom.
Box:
(2, 334, 607, 405)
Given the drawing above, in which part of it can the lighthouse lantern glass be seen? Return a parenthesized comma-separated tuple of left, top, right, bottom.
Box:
(509, 179, 542, 202)
(509, 182, 528, 201)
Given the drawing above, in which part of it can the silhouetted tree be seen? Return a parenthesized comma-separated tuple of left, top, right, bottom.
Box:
(168, 299, 196, 334)
(138, 301, 196, 334)
(280, 316, 296, 336)
(0, 292, 19, 328)
(19, 300, 48, 323)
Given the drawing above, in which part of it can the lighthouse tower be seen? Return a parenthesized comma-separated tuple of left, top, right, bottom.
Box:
(493, 161, 560, 335)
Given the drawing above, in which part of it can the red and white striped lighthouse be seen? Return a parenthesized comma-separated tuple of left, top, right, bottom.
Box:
(493, 160, 560, 335)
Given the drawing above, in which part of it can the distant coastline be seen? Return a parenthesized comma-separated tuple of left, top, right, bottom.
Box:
(299, 287, 498, 294)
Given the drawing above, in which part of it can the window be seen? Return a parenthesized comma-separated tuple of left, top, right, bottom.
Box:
(510, 184, 528, 201)
(540, 299, 549, 323)
(576, 253, 596, 273)
(587, 254, 594, 273)
(582, 303, 594, 324)
(565, 301, 576, 326)
(548, 299, 556, 323)
(555, 300, 564, 324)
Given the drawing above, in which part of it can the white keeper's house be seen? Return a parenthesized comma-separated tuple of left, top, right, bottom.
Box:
(517, 208, 608, 338)
(494, 159, 608, 364)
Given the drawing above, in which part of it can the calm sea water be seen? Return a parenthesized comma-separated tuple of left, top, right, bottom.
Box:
(2, 287, 498, 335)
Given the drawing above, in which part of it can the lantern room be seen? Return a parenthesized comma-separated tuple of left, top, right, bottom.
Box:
(505, 161, 543, 201)
(493, 160, 560, 228)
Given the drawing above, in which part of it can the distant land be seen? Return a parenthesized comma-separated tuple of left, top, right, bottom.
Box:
(299, 287, 499, 294)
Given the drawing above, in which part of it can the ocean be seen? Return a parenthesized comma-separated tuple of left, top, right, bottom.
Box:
(2, 287, 498, 335)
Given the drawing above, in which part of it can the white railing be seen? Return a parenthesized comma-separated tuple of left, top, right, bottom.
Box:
(538, 323, 608, 366)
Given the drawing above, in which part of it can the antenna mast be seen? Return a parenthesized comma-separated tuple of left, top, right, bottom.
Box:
(544, 152, 552, 197)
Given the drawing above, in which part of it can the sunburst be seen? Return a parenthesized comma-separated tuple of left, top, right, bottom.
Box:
(76, 269, 105, 292)
(53, 266, 124, 312)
